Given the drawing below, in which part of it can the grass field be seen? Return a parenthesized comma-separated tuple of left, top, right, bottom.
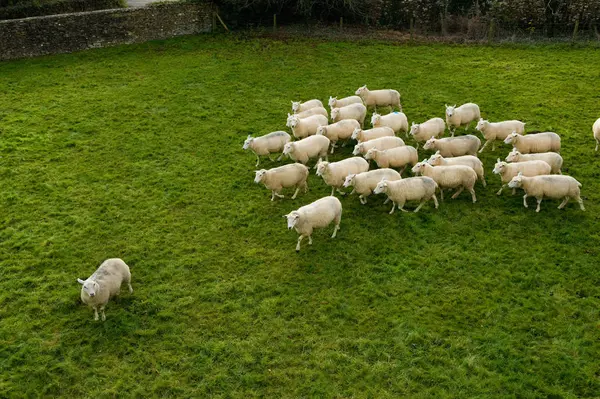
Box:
(1, 35, 600, 397)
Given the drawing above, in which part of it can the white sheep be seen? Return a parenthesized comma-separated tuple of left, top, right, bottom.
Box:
(353, 136, 405, 156)
(409, 118, 445, 148)
(316, 119, 361, 154)
(508, 173, 584, 212)
(423, 135, 481, 157)
(355, 85, 402, 111)
(291, 99, 323, 113)
(77, 258, 133, 321)
(492, 159, 552, 195)
(365, 146, 418, 174)
(284, 196, 342, 252)
(371, 112, 408, 136)
(412, 161, 477, 203)
(243, 131, 291, 167)
(593, 118, 600, 151)
(504, 132, 561, 153)
(287, 107, 329, 123)
(254, 164, 309, 201)
(427, 151, 486, 187)
(351, 126, 395, 143)
(476, 119, 526, 152)
(316, 157, 369, 196)
(445, 103, 481, 136)
(283, 135, 330, 165)
(373, 177, 439, 213)
(343, 169, 402, 204)
(288, 114, 329, 139)
(331, 103, 367, 127)
(505, 149, 563, 174)
(328, 95, 363, 109)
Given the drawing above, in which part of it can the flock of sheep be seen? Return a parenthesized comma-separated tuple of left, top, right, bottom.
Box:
(244, 85, 592, 252)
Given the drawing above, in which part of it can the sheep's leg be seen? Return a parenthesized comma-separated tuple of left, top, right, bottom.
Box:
(336, 188, 347, 196)
(276, 154, 283, 161)
(451, 187, 465, 199)
(331, 224, 339, 238)
(440, 189, 444, 201)
(577, 196, 585, 211)
(596, 140, 599, 151)
(469, 188, 477, 203)
(268, 155, 276, 161)
(389, 202, 396, 215)
(492, 142, 496, 151)
(255, 155, 260, 167)
(496, 185, 504, 196)
(432, 194, 439, 209)
(308, 235, 313, 245)
(523, 194, 528, 208)
(330, 187, 335, 196)
(383, 197, 390, 204)
(100, 306, 106, 321)
(303, 182, 309, 193)
(413, 200, 424, 213)
(291, 187, 301, 200)
(511, 188, 516, 195)
(535, 197, 542, 212)
(465, 122, 470, 131)
(399, 166, 407, 175)
(93, 307, 99, 321)
(450, 128, 455, 137)
(359, 195, 367, 204)
(271, 190, 284, 201)
(128, 282, 133, 294)
(481, 176, 486, 187)
(478, 140, 490, 153)
(415, 142, 420, 150)
(296, 235, 305, 252)
(558, 197, 569, 209)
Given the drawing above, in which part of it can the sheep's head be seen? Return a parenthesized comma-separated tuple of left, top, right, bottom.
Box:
(445, 104, 457, 117)
(283, 142, 295, 156)
(373, 179, 388, 195)
(254, 169, 267, 183)
(315, 161, 329, 176)
(288, 115, 300, 128)
(505, 149, 520, 162)
(352, 144, 363, 155)
(504, 132, 519, 144)
(423, 137, 437, 150)
(409, 122, 420, 136)
(343, 174, 356, 188)
(411, 161, 427, 175)
(331, 108, 339, 121)
(355, 85, 368, 97)
(286, 113, 296, 128)
(508, 172, 524, 189)
(284, 211, 301, 230)
(316, 126, 326, 136)
(492, 159, 507, 175)
(364, 148, 377, 160)
(371, 113, 381, 126)
(351, 128, 362, 140)
(78, 278, 99, 298)
(242, 135, 254, 150)
(328, 96, 337, 108)
(291, 101, 301, 113)
(475, 118, 487, 131)
(428, 151, 443, 166)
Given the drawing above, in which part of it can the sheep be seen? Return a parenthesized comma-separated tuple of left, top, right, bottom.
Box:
(331, 103, 367, 127)
(288, 114, 329, 139)
(409, 118, 446, 148)
(284, 196, 342, 252)
(291, 99, 323, 113)
(355, 85, 402, 111)
(364, 146, 418, 174)
(287, 107, 329, 125)
(343, 169, 402, 204)
(411, 161, 477, 203)
(423, 135, 481, 157)
(445, 103, 481, 136)
(328, 95, 363, 109)
(427, 151, 486, 187)
(371, 112, 408, 136)
(351, 126, 395, 143)
(283, 135, 330, 165)
(492, 159, 552, 195)
(353, 136, 405, 156)
(373, 177, 439, 213)
(243, 131, 291, 167)
(77, 258, 133, 321)
(476, 119, 526, 153)
(316, 157, 369, 196)
(508, 173, 585, 212)
(504, 131, 561, 153)
(254, 163, 309, 201)
(316, 119, 361, 153)
(505, 149, 563, 174)
(593, 118, 600, 151)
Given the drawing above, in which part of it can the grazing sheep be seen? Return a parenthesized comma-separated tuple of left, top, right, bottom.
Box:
(353, 136, 405, 156)
(423, 135, 481, 157)
(427, 151, 486, 187)
(351, 126, 395, 143)
(445, 103, 481, 136)
(254, 163, 309, 201)
(343, 169, 402, 204)
(373, 177, 439, 213)
(504, 131, 561, 153)
(593, 118, 600, 151)
(284, 196, 342, 252)
(291, 99, 323, 113)
(316, 119, 361, 153)
(331, 103, 367, 127)
(355, 85, 402, 111)
(77, 258, 133, 321)
(492, 159, 552, 195)
(328, 95, 363, 109)
(505, 149, 563, 174)
(365, 146, 418, 174)
(288, 107, 329, 122)
(283, 135, 330, 165)
(412, 161, 477, 203)
(288, 114, 329, 139)
(409, 118, 446, 148)
(371, 112, 408, 136)
(508, 173, 584, 212)
(316, 157, 369, 196)
(243, 131, 291, 167)
(476, 119, 526, 152)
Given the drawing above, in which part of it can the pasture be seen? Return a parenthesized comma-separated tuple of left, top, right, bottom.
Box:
(0, 35, 599, 397)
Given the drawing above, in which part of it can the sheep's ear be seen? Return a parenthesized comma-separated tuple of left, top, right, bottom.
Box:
(291, 101, 294, 104)
(444, 104, 448, 108)
(497, 158, 501, 163)
(77, 278, 85, 285)
(517, 172, 523, 176)
(435, 150, 440, 155)
(283, 214, 289, 218)
(453, 104, 456, 108)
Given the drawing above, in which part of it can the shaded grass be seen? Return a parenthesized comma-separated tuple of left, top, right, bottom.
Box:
(1, 35, 600, 397)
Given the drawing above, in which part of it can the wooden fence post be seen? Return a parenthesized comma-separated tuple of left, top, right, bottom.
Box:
(340, 17, 343, 31)
(273, 14, 277, 32)
(572, 20, 579, 42)
(487, 19, 495, 44)
(410, 18, 414, 40)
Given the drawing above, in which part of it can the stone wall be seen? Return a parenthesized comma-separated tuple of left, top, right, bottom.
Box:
(0, 2, 214, 61)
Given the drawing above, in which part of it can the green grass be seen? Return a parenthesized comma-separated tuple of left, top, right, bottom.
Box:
(1, 35, 600, 397)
